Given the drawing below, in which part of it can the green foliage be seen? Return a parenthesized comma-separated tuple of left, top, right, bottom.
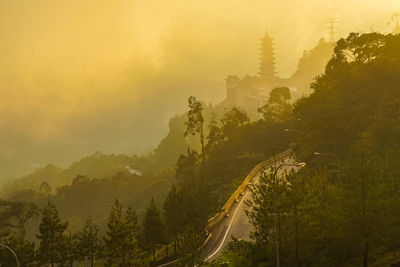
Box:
(103, 199, 127, 266)
(220, 107, 249, 139)
(76, 217, 101, 267)
(163, 102, 293, 264)
(204, 118, 292, 213)
(184, 96, 206, 162)
(10, 170, 173, 238)
(36, 200, 69, 267)
(0, 200, 38, 232)
(234, 33, 400, 267)
(211, 238, 263, 267)
(164, 185, 185, 253)
(123, 206, 141, 266)
(259, 86, 293, 123)
(294, 32, 400, 160)
(176, 149, 201, 189)
(206, 113, 224, 152)
(179, 225, 206, 266)
(152, 115, 196, 171)
(290, 39, 334, 97)
(268, 87, 291, 104)
(143, 197, 166, 262)
(61, 231, 76, 267)
(0, 234, 35, 267)
(6, 30, 400, 267)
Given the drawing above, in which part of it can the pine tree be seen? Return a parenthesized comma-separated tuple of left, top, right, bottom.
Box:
(1, 233, 35, 267)
(36, 200, 68, 267)
(61, 231, 76, 267)
(124, 206, 140, 266)
(143, 198, 165, 263)
(164, 185, 183, 253)
(76, 217, 101, 267)
(184, 96, 205, 164)
(104, 199, 125, 266)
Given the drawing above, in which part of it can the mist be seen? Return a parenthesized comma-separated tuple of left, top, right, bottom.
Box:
(0, 0, 398, 178)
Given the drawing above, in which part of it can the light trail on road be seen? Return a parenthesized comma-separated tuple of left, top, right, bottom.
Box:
(205, 189, 249, 261)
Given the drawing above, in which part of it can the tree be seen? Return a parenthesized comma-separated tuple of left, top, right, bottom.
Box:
(104, 199, 126, 266)
(184, 96, 205, 163)
(212, 238, 256, 267)
(246, 167, 310, 267)
(61, 231, 76, 267)
(269, 87, 291, 104)
(175, 148, 200, 189)
(164, 185, 184, 253)
(39, 182, 52, 199)
(36, 200, 69, 267)
(0, 200, 38, 233)
(123, 206, 141, 266)
(179, 224, 206, 266)
(259, 87, 292, 123)
(143, 198, 165, 263)
(220, 107, 249, 139)
(205, 113, 223, 152)
(76, 217, 101, 267)
(1, 234, 35, 267)
(178, 187, 209, 266)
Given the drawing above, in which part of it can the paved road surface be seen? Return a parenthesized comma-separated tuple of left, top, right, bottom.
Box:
(156, 156, 296, 266)
(204, 157, 296, 262)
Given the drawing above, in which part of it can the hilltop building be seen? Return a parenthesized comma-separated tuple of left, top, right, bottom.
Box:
(259, 33, 277, 84)
(225, 32, 285, 119)
(225, 32, 334, 119)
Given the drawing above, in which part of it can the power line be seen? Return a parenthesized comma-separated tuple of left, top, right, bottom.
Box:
(324, 18, 339, 43)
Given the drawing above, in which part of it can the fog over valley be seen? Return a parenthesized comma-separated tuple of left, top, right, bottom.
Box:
(0, 0, 398, 179)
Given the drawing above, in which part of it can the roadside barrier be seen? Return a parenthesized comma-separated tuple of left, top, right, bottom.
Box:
(156, 149, 293, 267)
(205, 149, 293, 231)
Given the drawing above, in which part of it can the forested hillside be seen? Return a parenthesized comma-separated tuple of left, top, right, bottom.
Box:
(2, 33, 398, 266)
(216, 33, 400, 267)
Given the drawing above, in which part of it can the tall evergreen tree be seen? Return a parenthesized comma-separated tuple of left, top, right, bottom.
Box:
(175, 149, 200, 189)
(143, 198, 165, 263)
(164, 185, 184, 253)
(123, 206, 140, 266)
(184, 96, 205, 163)
(220, 107, 249, 139)
(61, 231, 76, 267)
(104, 199, 125, 266)
(259, 87, 292, 123)
(36, 200, 68, 267)
(1, 233, 35, 267)
(206, 113, 223, 152)
(76, 217, 101, 267)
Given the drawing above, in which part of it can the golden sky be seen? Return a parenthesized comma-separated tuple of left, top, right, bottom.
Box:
(0, 0, 399, 177)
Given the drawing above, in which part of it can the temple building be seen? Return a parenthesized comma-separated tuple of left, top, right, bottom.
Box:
(225, 32, 283, 119)
(259, 33, 277, 85)
(225, 31, 335, 119)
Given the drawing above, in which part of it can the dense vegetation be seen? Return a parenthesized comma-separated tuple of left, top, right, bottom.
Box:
(1, 32, 399, 266)
(215, 33, 400, 266)
(0, 89, 293, 266)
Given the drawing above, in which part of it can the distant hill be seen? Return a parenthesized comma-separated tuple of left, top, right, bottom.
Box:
(9, 168, 175, 238)
(1, 152, 153, 198)
(289, 39, 335, 97)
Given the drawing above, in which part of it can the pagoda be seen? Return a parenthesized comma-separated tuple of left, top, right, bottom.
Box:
(258, 32, 277, 84)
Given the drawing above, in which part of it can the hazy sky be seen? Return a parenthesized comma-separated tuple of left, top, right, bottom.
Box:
(0, 0, 399, 178)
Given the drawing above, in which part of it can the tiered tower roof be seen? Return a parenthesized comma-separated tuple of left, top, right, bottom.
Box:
(258, 32, 276, 82)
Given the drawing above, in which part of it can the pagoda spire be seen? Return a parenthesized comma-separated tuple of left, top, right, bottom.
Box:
(390, 13, 400, 35)
(258, 31, 276, 82)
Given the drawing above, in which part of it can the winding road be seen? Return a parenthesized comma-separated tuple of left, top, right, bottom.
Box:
(157, 152, 295, 266)
(204, 156, 296, 262)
